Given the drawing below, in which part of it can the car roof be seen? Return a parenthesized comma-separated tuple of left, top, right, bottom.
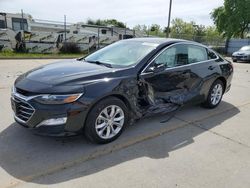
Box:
(125, 37, 187, 45)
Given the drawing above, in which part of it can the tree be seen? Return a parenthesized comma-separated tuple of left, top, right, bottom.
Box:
(86, 19, 126, 28)
(170, 18, 196, 40)
(150, 24, 161, 35)
(193, 24, 206, 43)
(133, 24, 148, 33)
(104, 19, 126, 28)
(211, 0, 250, 39)
(168, 18, 223, 44)
(204, 26, 224, 46)
(205, 26, 220, 37)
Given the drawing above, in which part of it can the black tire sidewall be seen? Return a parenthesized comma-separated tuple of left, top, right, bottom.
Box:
(84, 97, 128, 144)
(204, 80, 224, 109)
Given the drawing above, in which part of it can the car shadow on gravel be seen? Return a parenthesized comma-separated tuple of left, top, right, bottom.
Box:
(0, 101, 240, 185)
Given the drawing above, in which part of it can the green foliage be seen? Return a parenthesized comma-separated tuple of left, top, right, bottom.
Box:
(170, 18, 196, 40)
(133, 24, 148, 33)
(60, 42, 81, 54)
(211, 0, 250, 39)
(0, 51, 84, 59)
(169, 18, 223, 45)
(149, 24, 161, 35)
(86, 18, 126, 28)
(134, 18, 224, 45)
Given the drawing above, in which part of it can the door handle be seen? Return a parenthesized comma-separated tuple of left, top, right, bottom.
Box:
(208, 66, 215, 70)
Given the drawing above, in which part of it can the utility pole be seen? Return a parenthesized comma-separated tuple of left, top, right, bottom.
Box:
(64, 15, 67, 42)
(21, 9, 24, 30)
(97, 28, 100, 49)
(166, 0, 172, 38)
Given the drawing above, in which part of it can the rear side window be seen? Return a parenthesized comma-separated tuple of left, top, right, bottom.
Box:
(188, 45, 208, 64)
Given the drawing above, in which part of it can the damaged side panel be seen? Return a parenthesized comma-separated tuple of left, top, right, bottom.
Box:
(137, 66, 208, 117)
(137, 81, 182, 117)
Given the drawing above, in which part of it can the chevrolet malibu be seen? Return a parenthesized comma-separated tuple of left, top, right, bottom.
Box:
(11, 38, 233, 144)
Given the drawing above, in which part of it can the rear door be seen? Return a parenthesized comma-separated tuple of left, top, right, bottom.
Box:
(139, 43, 216, 105)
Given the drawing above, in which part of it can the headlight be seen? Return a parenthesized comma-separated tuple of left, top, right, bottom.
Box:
(34, 93, 83, 104)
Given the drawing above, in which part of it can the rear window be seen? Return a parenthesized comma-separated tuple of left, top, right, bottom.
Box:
(240, 46, 250, 51)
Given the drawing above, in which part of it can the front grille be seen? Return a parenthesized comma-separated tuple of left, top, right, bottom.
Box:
(16, 87, 36, 96)
(12, 97, 35, 122)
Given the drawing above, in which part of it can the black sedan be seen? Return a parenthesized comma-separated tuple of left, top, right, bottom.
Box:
(11, 38, 233, 144)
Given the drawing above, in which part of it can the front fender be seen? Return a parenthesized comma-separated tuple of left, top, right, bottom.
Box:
(78, 76, 141, 129)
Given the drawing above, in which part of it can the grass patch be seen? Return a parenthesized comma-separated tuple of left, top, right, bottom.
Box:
(0, 51, 86, 59)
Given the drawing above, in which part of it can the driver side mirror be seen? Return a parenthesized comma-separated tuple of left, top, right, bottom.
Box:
(148, 63, 166, 73)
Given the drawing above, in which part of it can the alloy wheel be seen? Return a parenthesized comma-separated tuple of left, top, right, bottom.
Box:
(210, 83, 223, 105)
(95, 105, 125, 139)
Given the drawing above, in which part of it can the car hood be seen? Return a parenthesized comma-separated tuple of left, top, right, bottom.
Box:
(15, 59, 120, 94)
(233, 51, 250, 56)
(24, 60, 116, 84)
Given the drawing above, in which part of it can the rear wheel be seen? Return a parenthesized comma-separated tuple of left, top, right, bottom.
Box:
(203, 79, 224, 109)
(84, 97, 128, 144)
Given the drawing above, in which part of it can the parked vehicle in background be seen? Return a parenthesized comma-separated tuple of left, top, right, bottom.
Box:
(11, 38, 234, 144)
(232, 45, 250, 62)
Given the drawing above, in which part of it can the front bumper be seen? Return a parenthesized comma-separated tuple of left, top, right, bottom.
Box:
(11, 93, 89, 137)
(15, 117, 74, 136)
(232, 55, 250, 61)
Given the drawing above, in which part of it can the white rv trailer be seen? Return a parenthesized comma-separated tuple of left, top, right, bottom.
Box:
(0, 12, 146, 53)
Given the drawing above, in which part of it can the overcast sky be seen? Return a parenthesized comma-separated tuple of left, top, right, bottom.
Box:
(0, 0, 224, 28)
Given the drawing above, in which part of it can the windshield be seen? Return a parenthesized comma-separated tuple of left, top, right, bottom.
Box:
(239, 46, 250, 51)
(85, 40, 158, 67)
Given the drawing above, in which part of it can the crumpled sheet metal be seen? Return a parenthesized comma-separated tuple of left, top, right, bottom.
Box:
(139, 84, 181, 117)
(140, 81, 203, 117)
(142, 100, 180, 117)
(115, 78, 203, 120)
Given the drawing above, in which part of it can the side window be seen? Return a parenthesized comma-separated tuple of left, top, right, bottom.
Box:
(188, 45, 208, 64)
(12, 18, 28, 31)
(154, 44, 188, 68)
(101, 29, 107, 34)
(0, 20, 6, 28)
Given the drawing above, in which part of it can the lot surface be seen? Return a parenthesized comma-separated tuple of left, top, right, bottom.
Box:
(0, 59, 250, 188)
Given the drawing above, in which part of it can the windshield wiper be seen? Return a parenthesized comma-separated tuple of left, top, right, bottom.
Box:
(76, 57, 85, 61)
(86, 60, 113, 68)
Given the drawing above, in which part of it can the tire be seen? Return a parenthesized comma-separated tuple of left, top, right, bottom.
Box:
(84, 97, 128, 144)
(233, 59, 237, 62)
(202, 79, 224, 109)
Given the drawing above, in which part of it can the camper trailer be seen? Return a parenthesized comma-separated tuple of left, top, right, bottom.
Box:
(0, 12, 146, 53)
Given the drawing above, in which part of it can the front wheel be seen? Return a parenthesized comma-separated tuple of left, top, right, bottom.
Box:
(84, 97, 128, 144)
(203, 79, 224, 109)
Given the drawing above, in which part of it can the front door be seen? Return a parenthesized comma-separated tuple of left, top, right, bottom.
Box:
(139, 43, 211, 105)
